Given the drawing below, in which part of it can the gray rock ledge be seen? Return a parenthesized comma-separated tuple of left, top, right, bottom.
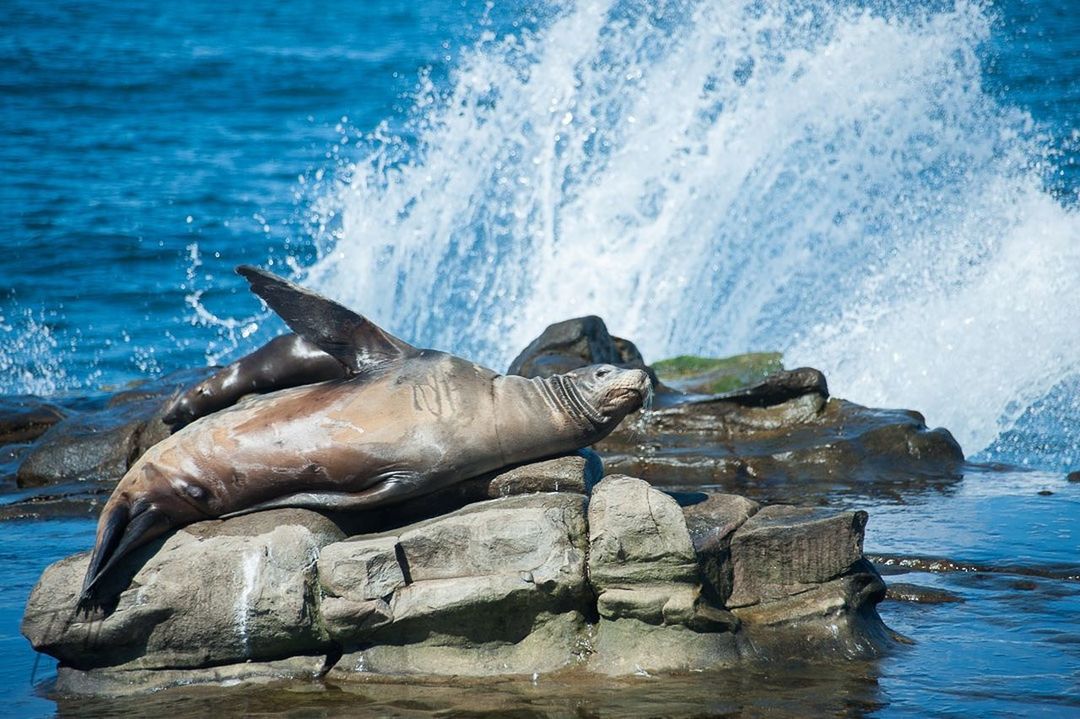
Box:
(23, 465, 891, 696)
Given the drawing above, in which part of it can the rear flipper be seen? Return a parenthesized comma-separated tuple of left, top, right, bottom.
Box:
(163, 334, 344, 430)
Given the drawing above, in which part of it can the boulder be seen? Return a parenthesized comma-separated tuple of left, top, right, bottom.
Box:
(22, 509, 344, 671)
(15, 395, 164, 488)
(727, 505, 868, 607)
(22, 470, 892, 694)
(587, 475, 697, 589)
(507, 316, 655, 384)
(585, 476, 735, 641)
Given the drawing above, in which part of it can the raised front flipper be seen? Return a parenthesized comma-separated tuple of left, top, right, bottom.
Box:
(218, 472, 428, 518)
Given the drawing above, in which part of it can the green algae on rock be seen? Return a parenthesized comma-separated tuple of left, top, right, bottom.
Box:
(652, 352, 784, 394)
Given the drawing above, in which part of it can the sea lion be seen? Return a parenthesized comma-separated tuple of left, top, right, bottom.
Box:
(80, 266, 652, 606)
(162, 333, 342, 430)
(162, 318, 657, 429)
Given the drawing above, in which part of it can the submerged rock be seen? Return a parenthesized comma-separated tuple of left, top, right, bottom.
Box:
(0, 396, 66, 445)
(9, 368, 214, 491)
(24, 469, 892, 695)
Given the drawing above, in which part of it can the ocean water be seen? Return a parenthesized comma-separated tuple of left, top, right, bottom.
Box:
(2, 0, 1078, 716)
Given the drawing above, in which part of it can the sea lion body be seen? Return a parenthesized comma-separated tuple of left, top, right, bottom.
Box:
(134, 352, 601, 517)
(80, 266, 651, 606)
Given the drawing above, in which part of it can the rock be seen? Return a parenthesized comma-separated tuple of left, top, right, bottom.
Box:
(585, 475, 734, 639)
(325, 492, 590, 677)
(727, 505, 868, 607)
(22, 469, 892, 693)
(12, 367, 215, 490)
(1067, 470, 1079, 483)
(587, 475, 697, 588)
(701, 367, 829, 408)
(682, 493, 760, 606)
(598, 396, 964, 505)
(884, 583, 965, 604)
(0, 395, 66, 444)
(731, 559, 891, 659)
(651, 353, 785, 395)
(507, 316, 656, 384)
(588, 618, 740, 675)
(375, 451, 602, 526)
(319, 536, 405, 601)
(15, 395, 162, 488)
(55, 655, 328, 698)
(22, 509, 344, 672)
(483, 452, 600, 497)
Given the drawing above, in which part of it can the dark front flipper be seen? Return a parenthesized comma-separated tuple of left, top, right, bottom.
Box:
(218, 472, 427, 518)
(162, 334, 345, 430)
(236, 265, 420, 375)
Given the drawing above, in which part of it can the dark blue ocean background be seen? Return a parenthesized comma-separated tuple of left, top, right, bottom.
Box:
(2, 0, 1078, 716)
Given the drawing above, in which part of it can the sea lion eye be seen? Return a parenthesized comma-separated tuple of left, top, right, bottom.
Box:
(183, 483, 207, 501)
(596, 366, 612, 378)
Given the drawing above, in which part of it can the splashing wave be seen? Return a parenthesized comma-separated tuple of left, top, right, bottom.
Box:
(306, 0, 1079, 465)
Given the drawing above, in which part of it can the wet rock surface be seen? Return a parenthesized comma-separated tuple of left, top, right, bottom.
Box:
(23, 472, 890, 695)
(0, 368, 214, 517)
(597, 395, 964, 505)
(0, 396, 67, 445)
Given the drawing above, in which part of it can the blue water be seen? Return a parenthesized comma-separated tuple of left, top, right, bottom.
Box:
(2, 0, 1079, 715)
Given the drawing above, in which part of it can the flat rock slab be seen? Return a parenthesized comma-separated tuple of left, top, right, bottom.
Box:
(727, 505, 868, 607)
(379, 452, 600, 527)
(597, 396, 964, 505)
(318, 492, 588, 650)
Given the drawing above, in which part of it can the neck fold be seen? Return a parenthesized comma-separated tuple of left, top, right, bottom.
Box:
(537, 375, 605, 429)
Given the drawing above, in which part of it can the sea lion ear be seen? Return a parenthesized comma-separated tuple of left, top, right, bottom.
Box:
(236, 265, 419, 374)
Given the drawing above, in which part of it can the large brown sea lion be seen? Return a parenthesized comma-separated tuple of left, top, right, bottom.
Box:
(80, 266, 651, 606)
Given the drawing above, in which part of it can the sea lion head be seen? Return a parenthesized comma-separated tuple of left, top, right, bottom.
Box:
(559, 364, 653, 431)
